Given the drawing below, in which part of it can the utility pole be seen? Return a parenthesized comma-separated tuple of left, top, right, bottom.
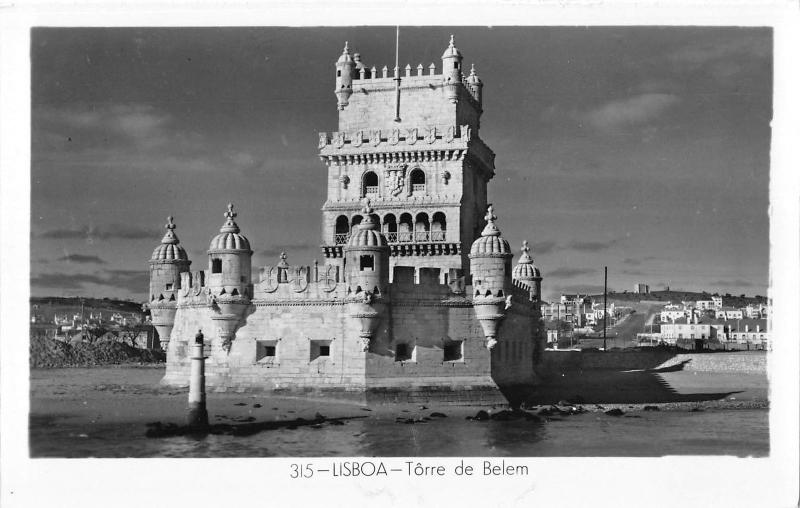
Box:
(603, 266, 608, 351)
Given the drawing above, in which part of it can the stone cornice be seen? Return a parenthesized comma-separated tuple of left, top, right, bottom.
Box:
(322, 198, 462, 212)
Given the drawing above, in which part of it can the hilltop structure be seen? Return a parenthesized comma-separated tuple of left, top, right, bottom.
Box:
(148, 37, 545, 404)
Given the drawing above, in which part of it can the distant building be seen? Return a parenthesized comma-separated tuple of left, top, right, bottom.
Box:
(633, 283, 649, 294)
(714, 307, 744, 320)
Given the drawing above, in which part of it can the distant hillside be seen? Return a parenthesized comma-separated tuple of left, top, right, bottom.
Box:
(587, 290, 767, 307)
(30, 296, 146, 320)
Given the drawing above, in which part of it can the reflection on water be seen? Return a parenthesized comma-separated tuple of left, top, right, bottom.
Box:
(30, 409, 768, 458)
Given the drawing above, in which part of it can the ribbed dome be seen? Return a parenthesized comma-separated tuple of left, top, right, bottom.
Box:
(347, 202, 388, 248)
(470, 205, 511, 256)
(208, 203, 252, 252)
(151, 216, 189, 262)
(467, 63, 482, 85)
(513, 241, 541, 280)
(337, 41, 353, 64)
(441, 35, 462, 59)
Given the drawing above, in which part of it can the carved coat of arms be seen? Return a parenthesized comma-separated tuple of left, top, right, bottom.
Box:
(370, 130, 381, 146)
(388, 128, 400, 145)
(352, 130, 364, 147)
(406, 127, 418, 145)
(425, 126, 436, 144)
(384, 164, 408, 197)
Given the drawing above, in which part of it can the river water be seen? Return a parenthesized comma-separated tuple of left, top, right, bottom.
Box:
(30, 407, 768, 458)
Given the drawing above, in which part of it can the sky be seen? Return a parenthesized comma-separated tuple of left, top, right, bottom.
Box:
(29, 26, 772, 302)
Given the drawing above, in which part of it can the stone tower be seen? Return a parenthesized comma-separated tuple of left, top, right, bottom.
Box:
(319, 35, 495, 283)
(469, 205, 513, 349)
(148, 216, 191, 350)
(512, 240, 542, 302)
(207, 203, 252, 353)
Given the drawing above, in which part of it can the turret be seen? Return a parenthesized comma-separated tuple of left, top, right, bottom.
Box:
(469, 205, 512, 349)
(335, 41, 355, 110)
(441, 34, 464, 104)
(467, 63, 483, 106)
(148, 216, 191, 350)
(207, 203, 252, 353)
(512, 240, 542, 302)
(344, 199, 390, 351)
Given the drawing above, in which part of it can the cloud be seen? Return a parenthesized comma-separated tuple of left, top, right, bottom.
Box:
(566, 238, 618, 252)
(622, 256, 657, 266)
(582, 93, 680, 132)
(547, 267, 595, 279)
(40, 224, 159, 242)
(532, 240, 557, 255)
(621, 269, 646, 276)
(56, 254, 106, 264)
(667, 34, 770, 68)
(257, 244, 315, 259)
(31, 268, 149, 295)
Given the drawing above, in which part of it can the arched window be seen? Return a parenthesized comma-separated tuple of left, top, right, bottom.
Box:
(409, 168, 426, 195)
(431, 212, 447, 242)
(335, 215, 349, 245)
(351, 215, 363, 228)
(414, 212, 430, 242)
(398, 213, 413, 243)
(362, 171, 379, 196)
(382, 213, 397, 243)
(211, 258, 222, 274)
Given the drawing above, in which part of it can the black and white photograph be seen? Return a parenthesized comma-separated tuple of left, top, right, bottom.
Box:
(2, 3, 799, 507)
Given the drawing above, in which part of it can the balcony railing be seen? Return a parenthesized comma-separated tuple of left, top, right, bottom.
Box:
(333, 230, 447, 245)
(365, 186, 379, 195)
(411, 183, 426, 194)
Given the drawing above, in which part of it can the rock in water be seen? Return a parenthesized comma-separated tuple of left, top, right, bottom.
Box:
(473, 410, 490, 421)
(643, 405, 660, 411)
(430, 412, 447, 418)
(605, 408, 625, 416)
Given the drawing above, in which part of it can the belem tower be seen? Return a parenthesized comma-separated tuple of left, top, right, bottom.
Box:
(147, 36, 545, 404)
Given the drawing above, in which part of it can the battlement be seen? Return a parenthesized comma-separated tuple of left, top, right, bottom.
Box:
(319, 123, 473, 152)
(251, 261, 347, 303)
(346, 63, 482, 105)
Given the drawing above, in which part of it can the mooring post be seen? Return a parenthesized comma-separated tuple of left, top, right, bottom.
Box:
(187, 328, 209, 428)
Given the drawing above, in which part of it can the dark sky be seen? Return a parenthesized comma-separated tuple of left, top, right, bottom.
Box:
(30, 26, 772, 302)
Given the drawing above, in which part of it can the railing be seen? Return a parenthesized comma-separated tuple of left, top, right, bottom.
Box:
(365, 186, 379, 195)
(411, 184, 426, 194)
(333, 230, 447, 245)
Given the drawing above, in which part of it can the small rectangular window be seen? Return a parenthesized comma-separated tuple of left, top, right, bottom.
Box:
(395, 342, 414, 362)
(211, 258, 222, 273)
(165, 283, 173, 290)
(256, 340, 278, 363)
(360, 254, 374, 271)
(443, 340, 463, 362)
(310, 340, 333, 361)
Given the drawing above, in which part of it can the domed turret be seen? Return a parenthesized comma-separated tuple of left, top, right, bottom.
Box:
(335, 41, 355, 110)
(207, 203, 252, 353)
(148, 216, 191, 350)
(469, 205, 513, 349)
(345, 199, 389, 296)
(344, 199, 390, 351)
(466, 63, 483, 105)
(512, 240, 542, 301)
(441, 35, 464, 104)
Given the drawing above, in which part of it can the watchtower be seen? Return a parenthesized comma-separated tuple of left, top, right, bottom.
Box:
(319, 35, 496, 283)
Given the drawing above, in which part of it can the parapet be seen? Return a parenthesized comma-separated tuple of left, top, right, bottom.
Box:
(253, 261, 346, 302)
(319, 123, 473, 152)
(177, 270, 209, 304)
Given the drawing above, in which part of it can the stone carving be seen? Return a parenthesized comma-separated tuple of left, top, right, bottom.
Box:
(460, 124, 472, 142)
(261, 266, 279, 293)
(505, 295, 513, 310)
(370, 129, 381, 147)
(334, 132, 345, 148)
(388, 128, 400, 145)
(352, 130, 364, 147)
(485, 338, 497, 350)
(318, 132, 328, 148)
(445, 125, 455, 143)
(318, 264, 338, 292)
(358, 337, 371, 352)
(406, 127, 418, 145)
(442, 170, 451, 184)
(425, 126, 436, 144)
(292, 266, 310, 293)
(339, 174, 350, 189)
(384, 163, 408, 197)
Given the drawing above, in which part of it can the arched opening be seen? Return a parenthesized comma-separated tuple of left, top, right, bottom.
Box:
(398, 213, 413, 243)
(351, 214, 363, 228)
(431, 211, 447, 242)
(414, 212, 430, 242)
(335, 215, 349, 245)
(409, 168, 426, 195)
(362, 171, 379, 197)
(382, 213, 397, 242)
(211, 258, 222, 274)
